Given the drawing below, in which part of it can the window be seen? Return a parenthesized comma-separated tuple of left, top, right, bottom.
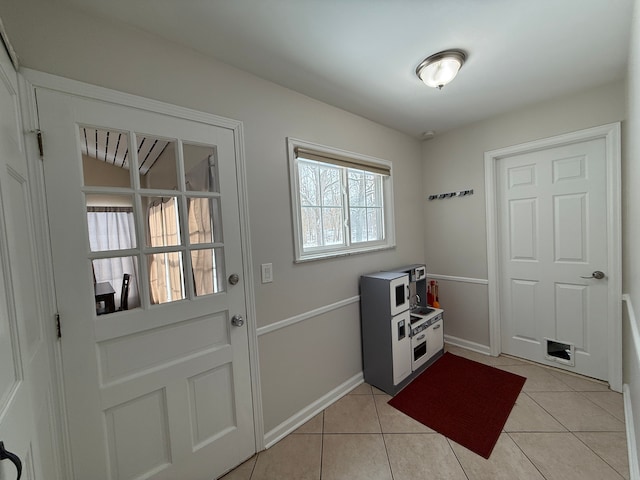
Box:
(87, 204, 141, 310)
(288, 138, 395, 261)
(81, 126, 227, 315)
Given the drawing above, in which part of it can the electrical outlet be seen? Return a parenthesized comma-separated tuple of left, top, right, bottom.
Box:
(261, 263, 273, 283)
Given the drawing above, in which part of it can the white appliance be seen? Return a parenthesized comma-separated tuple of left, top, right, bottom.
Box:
(410, 311, 443, 371)
(389, 274, 410, 316)
(392, 311, 412, 384)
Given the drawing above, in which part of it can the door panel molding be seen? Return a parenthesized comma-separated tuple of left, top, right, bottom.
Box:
(485, 123, 622, 391)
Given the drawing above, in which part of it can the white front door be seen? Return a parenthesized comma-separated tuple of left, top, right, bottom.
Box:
(36, 87, 255, 479)
(0, 51, 60, 479)
(496, 135, 612, 380)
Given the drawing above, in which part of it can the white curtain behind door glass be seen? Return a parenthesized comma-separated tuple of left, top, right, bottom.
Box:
(188, 197, 215, 295)
(186, 155, 222, 295)
(87, 207, 140, 309)
(148, 197, 184, 303)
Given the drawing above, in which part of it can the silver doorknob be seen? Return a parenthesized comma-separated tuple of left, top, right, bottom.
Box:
(580, 271, 606, 280)
(231, 315, 244, 327)
(228, 273, 240, 285)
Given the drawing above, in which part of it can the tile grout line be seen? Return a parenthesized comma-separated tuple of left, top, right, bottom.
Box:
(574, 389, 627, 424)
(247, 455, 257, 480)
(570, 430, 628, 479)
(371, 389, 396, 480)
(508, 431, 627, 480)
(505, 431, 550, 480)
(526, 388, 624, 432)
(510, 370, 628, 479)
(520, 391, 570, 433)
(507, 366, 623, 480)
(444, 437, 470, 480)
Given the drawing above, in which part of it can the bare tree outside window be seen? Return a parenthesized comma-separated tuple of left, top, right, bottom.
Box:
(299, 160, 345, 249)
(348, 169, 383, 243)
(298, 159, 383, 251)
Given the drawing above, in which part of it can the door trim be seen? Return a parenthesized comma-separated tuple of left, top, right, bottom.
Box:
(15, 70, 72, 479)
(21, 68, 265, 452)
(484, 123, 622, 391)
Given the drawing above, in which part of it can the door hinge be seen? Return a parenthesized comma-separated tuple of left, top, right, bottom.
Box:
(31, 129, 43, 158)
(55, 313, 61, 338)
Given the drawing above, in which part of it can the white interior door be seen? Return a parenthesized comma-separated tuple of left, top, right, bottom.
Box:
(497, 137, 610, 380)
(0, 50, 60, 479)
(36, 87, 255, 480)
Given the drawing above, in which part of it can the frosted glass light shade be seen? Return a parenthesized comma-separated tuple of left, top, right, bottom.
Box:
(416, 50, 467, 89)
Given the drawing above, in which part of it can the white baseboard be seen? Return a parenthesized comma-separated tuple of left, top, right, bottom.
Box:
(444, 334, 491, 356)
(624, 384, 640, 480)
(263, 372, 364, 449)
(623, 293, 640, 480)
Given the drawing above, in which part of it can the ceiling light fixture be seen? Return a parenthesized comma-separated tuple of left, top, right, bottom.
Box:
(416, 49, 467, 90)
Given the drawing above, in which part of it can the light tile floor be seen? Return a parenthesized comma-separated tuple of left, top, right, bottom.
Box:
(221, 345, 629, 480)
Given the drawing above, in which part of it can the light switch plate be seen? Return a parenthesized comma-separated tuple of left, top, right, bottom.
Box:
(261, 263, 273, 283)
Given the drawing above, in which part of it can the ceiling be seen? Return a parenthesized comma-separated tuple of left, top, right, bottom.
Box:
(61, 0, 634, 138)
(80, 127, 169, 174)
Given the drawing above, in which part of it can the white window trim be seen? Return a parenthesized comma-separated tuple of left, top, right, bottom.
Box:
(287, 137, 396, 262)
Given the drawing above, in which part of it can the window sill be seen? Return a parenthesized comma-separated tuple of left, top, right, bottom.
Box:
(294, 243, 396, 264)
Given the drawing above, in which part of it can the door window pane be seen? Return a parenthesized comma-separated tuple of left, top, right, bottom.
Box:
(92, 256, 140, 315)
(144, 196, 182, 247)
(187, 197, 222, 245)
(81, 125, 229, 308)
(191, 248, 225, 296)
(148, 252, 185, 304)
(86, 194, 136, 252)
(184, 143, 219, 193)
(137, 135, 178, 190)
(81, 127, 132, 188)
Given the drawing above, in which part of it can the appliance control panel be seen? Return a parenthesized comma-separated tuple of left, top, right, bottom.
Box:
(410, 312, 442, 337)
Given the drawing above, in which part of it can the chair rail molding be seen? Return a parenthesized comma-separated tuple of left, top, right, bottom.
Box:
(257, 295, 360, 336)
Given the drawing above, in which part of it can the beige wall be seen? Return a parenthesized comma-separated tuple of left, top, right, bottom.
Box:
(82, 155, 131, 188)
(0, 0, 423, 434)
(422, 81, 626, 347)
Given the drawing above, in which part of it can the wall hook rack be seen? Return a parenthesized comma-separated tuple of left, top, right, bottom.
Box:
(428, 189, 474, 200)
